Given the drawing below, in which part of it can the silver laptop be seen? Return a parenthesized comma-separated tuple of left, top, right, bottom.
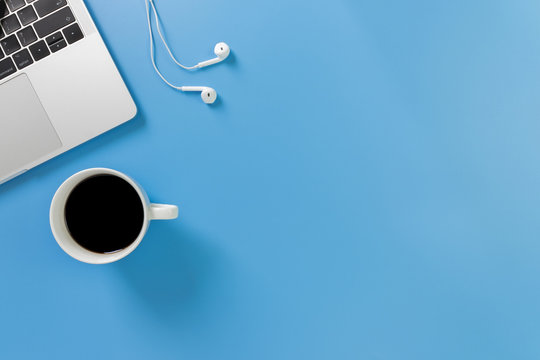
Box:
(0, 0, 137, 184)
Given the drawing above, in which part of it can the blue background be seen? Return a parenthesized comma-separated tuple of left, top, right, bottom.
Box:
(1, 0, 540, 358)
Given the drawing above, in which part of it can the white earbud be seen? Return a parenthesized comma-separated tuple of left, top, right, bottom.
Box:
(181, 86, 217, 104)
(196, 42, 231, 68)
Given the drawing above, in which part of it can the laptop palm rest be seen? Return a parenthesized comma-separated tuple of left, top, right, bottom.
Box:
(0, 74, 62, 181)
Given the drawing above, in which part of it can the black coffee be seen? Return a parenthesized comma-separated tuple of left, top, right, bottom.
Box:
(64, 175, 145, 254)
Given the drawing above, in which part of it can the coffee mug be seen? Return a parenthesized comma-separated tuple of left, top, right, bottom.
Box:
(50, 168, 178, 264)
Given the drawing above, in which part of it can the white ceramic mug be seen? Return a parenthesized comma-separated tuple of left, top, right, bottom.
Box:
(50, 168, 178, 264)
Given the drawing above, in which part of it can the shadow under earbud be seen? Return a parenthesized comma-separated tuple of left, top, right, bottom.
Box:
(210, 95, 224, 109)
(225, 51, 238, 69)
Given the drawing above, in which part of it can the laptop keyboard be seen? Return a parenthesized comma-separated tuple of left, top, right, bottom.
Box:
(0, 0, 84, 81)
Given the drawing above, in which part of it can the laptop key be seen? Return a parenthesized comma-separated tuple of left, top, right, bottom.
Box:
(33, 0, 67, 18)
(0, 2, 9, 18)
(45, 30, 61, 45)
(34, 7, 74, 38)
(16, 26, 36, 46)
(49, 37, 65, 52)
(0, 57, 16, 80)
(0, 47, 3, 60)
(17, 6, 37, 26)
(0, 34, 20, 55)
(62, 23, 83, 44)
(1, 13, 21, 35)
(12, 47, 32, 69)
(5, 0, 25, 12)
(29, 39, 49, 61)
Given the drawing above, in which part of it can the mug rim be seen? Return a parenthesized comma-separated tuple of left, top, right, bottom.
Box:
(50, 168, 151, 264)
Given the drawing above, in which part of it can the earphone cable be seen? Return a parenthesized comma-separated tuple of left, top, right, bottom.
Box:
(146, 0, 183, 90)
(147, 0, 199, 70)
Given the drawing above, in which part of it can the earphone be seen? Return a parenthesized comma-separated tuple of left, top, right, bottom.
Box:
(181, 86, 218, 104)
(145, 0, 230, 104)
(196, 42, 231, 69)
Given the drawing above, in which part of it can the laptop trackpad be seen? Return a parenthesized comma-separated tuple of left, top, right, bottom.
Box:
(0, 74, 62, 179)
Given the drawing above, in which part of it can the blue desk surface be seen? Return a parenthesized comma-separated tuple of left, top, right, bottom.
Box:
(2, 0, 540, 358)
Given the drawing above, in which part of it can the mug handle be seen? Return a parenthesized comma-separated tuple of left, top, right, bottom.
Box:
(149, 204, 179, 220)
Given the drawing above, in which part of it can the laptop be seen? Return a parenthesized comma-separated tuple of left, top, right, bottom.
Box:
(0, 0, 137, 184)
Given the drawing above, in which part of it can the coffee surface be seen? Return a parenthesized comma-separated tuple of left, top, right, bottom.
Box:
(64, 175, 145, 253)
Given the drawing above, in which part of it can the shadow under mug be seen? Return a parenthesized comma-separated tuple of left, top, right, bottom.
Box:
(50, 168, 178, 264)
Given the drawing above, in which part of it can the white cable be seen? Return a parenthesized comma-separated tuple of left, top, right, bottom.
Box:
(145, 0, 183, 90)
(145, 0, 219, 104)
(147, 0, 200, 70)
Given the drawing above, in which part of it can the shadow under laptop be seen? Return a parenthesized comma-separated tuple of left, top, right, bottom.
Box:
(112, 222, 223, 325)
(0, 108, 146, 196)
